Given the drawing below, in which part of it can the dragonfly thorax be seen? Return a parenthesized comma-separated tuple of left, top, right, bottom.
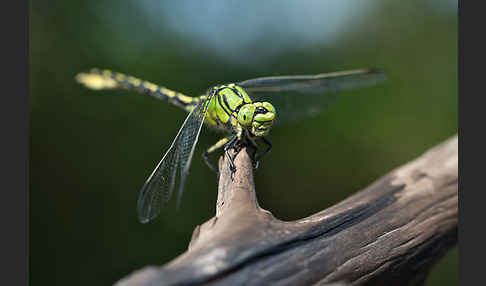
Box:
(205, 84, 276, 137)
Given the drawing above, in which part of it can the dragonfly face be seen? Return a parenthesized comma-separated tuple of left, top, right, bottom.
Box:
(237, 101, 276, 137)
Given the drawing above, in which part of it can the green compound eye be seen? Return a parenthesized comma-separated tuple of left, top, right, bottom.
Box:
(237, 104, 256, 127)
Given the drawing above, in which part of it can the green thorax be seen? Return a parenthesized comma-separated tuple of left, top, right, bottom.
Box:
(203, 83, 253, 130)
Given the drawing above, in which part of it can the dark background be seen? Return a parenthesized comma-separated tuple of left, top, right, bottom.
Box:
(30, 0, 457, 285)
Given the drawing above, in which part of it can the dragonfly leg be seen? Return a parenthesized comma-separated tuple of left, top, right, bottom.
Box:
(246, 137, 260, 169)
(254, 137, 272, 166)
(224, 135, 239, 179)
(203, 137, 231, 174)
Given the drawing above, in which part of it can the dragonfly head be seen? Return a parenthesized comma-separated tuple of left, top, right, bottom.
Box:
(237, 102, 276, 137)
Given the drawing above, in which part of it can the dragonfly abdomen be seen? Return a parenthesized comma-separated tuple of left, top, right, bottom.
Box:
(75, 69, 198, 111)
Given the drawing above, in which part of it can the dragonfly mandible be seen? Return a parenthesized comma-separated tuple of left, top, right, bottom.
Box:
(75, 68, 386, 223)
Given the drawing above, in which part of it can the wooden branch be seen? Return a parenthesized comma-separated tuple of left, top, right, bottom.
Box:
(116, 135, 458, 286)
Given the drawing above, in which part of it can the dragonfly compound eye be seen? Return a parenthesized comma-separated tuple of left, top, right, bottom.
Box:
(237, 104, 256, 127)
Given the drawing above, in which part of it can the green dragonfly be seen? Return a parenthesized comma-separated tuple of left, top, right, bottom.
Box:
(75, 68, 386, 223)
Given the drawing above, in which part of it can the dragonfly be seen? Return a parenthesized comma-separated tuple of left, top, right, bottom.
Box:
(75, 68, 386, 223)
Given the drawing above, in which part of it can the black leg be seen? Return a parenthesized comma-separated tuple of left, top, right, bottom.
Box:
(224, 135, 239, 179)
(203, 150, 219, 174)
(255, 137, 272, 164)
(203, 137, 231, 177)
(247, 138, 260, 169)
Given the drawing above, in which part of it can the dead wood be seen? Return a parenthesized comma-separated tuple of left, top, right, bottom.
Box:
(116, 135, 458, 286)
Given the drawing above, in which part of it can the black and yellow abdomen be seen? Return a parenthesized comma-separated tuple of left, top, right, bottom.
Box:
(75, 68, 199, 111)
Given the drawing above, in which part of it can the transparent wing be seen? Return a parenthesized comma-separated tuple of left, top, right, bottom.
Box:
(238, 68, 387, 124)
(136, 94, 213, 223)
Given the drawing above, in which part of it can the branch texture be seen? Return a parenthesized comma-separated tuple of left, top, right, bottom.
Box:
(116, 135, 458, 286)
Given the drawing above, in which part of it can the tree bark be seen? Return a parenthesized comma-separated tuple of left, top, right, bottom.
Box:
(116, 135, 458, 286)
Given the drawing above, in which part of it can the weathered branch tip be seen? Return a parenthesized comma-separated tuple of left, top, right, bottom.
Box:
(116, 135, 458, 286)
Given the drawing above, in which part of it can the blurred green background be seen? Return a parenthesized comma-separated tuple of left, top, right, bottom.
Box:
(30, 0, 457, 285)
